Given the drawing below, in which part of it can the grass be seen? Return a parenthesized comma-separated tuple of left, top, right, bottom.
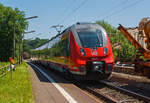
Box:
(0, 62, 9, 68)
(0, 62, 34, 103)
(0, 62, 10, 77)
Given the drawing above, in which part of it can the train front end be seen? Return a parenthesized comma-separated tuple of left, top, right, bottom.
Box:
(69, 23, 114, 80)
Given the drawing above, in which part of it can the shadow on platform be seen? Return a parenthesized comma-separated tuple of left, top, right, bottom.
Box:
(27, 62, 72, 84)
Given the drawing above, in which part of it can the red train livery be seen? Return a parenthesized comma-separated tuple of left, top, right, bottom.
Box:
(36, 22, 114, 80)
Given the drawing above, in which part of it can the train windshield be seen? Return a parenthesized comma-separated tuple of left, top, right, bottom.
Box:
(78, 30, 103, 48)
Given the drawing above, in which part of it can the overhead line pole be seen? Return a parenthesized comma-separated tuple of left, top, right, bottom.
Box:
(24, 16, 38, 20)
(24, 30, 35, 34)
(13, 22, 15, 60)
(19, 16, 38, 63)
(20, 30, 35, 63)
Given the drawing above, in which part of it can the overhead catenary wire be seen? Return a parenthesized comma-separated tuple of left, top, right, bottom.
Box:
(56, 0, 75, 24)
(92, 0, 129, 22)
(102, 0, 145, 20)
(49, 0, 79, 37)
(48, 0, 144, 42)
(107, 0, 145, 25)
(49, 0, 88, 39)
(58, 0, 89, 25)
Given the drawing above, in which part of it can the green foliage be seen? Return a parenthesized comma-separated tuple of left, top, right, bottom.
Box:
(0, 62, 9, 68)
(0, 62, 34, 103)
(96, 20, 136, 61)
(23, 37, 49, 54)
(0, 4, 28, 61)
(32, 20, 137, 62)
(32, 37, 69, 60)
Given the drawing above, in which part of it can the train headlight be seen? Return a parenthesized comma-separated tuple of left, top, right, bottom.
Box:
(80, 48, 86, 56)
(103, 48, 107, 55)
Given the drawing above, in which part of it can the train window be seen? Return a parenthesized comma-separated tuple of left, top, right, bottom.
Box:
(49, 33, 70, 57)
(78, 31, 103, 48)
(62, 38, 69, 57)
(66, 38, 70, 57)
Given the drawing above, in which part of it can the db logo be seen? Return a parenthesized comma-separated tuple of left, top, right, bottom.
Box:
(91, 50, 97, 55)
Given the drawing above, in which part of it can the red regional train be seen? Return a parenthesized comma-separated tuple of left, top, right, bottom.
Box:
(35, 22, 114, 80)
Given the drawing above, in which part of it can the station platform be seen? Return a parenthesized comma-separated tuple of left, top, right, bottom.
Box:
(27, 62, 101, 103)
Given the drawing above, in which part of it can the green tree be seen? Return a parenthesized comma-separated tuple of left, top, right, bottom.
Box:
(23, 37, 49, 54)
(97, 20, 136, 61)
(0, 4, 28, 61)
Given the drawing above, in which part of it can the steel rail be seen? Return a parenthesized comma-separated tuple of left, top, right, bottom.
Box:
(32, 61, 149, 102)
(84, 86, 118, 103)
(100, 80, 150, 102)
(76, 82, 138, 103)
(33, 61, 118, 103)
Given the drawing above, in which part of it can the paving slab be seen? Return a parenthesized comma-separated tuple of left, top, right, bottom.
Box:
(28, 64, 68, 103)
(28, 63, 101, 103)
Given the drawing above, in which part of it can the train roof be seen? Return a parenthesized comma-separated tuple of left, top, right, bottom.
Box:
(34, 22, 105, 51)
(34, 34, 62, 50)
(72, 22, 105, 31)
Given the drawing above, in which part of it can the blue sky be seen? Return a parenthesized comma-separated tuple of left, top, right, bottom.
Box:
(0, 0, 149, 39)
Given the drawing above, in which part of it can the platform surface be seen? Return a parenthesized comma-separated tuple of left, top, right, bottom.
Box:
(27, 63, 101, 103)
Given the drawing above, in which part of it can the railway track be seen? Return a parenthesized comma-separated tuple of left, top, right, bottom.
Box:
(74, 80, 150, 103)
(34, 62, 150, 103)
(100, 80, 150, 103)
